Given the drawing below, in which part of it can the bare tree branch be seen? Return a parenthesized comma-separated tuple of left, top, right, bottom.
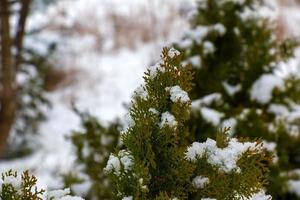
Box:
(14, 0, 31, 69)
(0, 0, 16, 155)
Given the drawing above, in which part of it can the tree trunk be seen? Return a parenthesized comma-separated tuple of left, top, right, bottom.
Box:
(0, 0, 16, 156)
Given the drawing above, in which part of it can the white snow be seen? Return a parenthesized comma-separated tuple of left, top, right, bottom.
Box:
(182, 23, 227, 46)
(118, 150, 134, 172)
(148, 61, 165, 79)
(134, 86, 148, 100)
(239, 6, 259, 22)
(186, 26, 210, 44)
(221, 118, 237, 135)
(213, 23, 226, 35)
(186, 138, 260, 173)
(47, 188, 71, 199)
(168, 48, 181, 58)
(280, 5, 300, 38)
(251, 74, 285, 104)
(268, 104, 289, 116)
(123, 114, 135, 131)
(248, 190, 272, 200)
(1, 174, 22, 189)
(203, 41, 215, 55)
(160, 112, 178, 128)
(149, 108, 159, 115)
(262, 141, 276, 152)
(190, 94, 224, 127)
(218, 0, 247, 5)
(262, 141, 278, 163)
(122, 196, 133, 200)
(188, 55, 202, 68)
(56, 196, 84, 200)
(200, 107, 224, 126)
(104, 150, 133, 175)
(192, 176, 210, 189)
(286, 104, 300, 122)
(47, 188, 84, 200)
(104, 154, 121, 175)
(191, 93, 222, 109)
(289, 180, 300, 197)
(169, 85, 190, 103)
(178, 38, 193, 49)
(222, 82, 241, 96)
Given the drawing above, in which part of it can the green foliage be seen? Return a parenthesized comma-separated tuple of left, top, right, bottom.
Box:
(65, 109, 121, 199)
(0, 169, 83, 200)
(175, 0, 300, 198)
(0, 170, 44, 200)
(179, 0, 296, 100)
(105, 48, 272, 200)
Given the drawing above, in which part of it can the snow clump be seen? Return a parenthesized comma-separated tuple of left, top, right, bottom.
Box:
(185, 138, 260, 173)
(160, 112, 178, 128)
(168, 85, 190, 103)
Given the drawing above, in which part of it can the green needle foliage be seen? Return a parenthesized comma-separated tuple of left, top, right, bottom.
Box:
(0, 170, 44, 200)
(175, 0, 300, 198)
(105, 47, 272, 200)
(0, 170, 83, 200)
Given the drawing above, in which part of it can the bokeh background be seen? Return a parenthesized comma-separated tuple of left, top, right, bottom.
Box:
(1, 0, 300, 195)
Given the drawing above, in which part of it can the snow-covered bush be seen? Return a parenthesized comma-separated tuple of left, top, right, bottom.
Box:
(64, 110, 121, 199)
(175, 0, 300, 198)
(105, 48, 272, 199)
(0, 170, 83, 200)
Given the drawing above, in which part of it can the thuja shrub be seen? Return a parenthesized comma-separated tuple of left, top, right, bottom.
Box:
(0, 170, 83, 200)
(104, 48, 272, 200)
(175, 0, 300, 198)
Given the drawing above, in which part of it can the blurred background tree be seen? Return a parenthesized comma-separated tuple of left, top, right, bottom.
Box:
(175, 0, 300, 198)
(1, 0, 300, 199)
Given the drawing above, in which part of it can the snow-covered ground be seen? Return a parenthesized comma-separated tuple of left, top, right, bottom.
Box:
(1, 0, 300, 195)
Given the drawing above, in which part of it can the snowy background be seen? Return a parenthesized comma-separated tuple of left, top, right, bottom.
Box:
(1, 0, 300, 194)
